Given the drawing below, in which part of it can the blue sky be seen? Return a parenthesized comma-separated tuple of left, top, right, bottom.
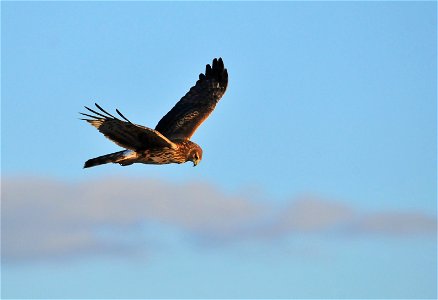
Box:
(1, 2, 436, 299)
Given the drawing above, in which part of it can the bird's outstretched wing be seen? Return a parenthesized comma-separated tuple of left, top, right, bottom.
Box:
(155, 57, 228, 140)
(81, 103, 177, 150)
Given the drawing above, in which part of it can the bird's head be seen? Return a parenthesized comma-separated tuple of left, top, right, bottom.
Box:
(187, 144, 203, 167)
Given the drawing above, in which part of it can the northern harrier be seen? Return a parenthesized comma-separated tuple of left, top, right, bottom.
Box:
(81, 58, 228, 168)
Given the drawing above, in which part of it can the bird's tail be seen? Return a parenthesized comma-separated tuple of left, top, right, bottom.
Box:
(84, 150, 133, 168)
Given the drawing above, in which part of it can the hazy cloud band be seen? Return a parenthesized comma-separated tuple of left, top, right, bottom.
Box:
(2, 177, 436, 263)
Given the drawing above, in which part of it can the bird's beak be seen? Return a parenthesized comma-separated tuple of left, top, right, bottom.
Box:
(193, 160, 199, 167)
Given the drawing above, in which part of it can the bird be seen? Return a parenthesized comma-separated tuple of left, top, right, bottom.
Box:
(80, 57, 228, 169)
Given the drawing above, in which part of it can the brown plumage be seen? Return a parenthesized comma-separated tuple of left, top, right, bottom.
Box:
(81, 58, 228, 168)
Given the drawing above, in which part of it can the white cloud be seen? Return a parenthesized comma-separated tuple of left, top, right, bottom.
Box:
(2, 177, 436, 263)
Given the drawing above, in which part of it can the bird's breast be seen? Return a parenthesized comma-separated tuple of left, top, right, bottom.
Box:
(137, 147, 186, 165)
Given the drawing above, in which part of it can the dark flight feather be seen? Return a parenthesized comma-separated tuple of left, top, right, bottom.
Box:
(81, 104, 176, 150)
(155, 57, 228, 140)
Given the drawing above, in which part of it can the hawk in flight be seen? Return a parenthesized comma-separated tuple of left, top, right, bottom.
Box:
(81, 58, 228, 168)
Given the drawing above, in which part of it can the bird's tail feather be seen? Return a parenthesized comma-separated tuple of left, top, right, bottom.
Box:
(84, 150, 131, 168)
